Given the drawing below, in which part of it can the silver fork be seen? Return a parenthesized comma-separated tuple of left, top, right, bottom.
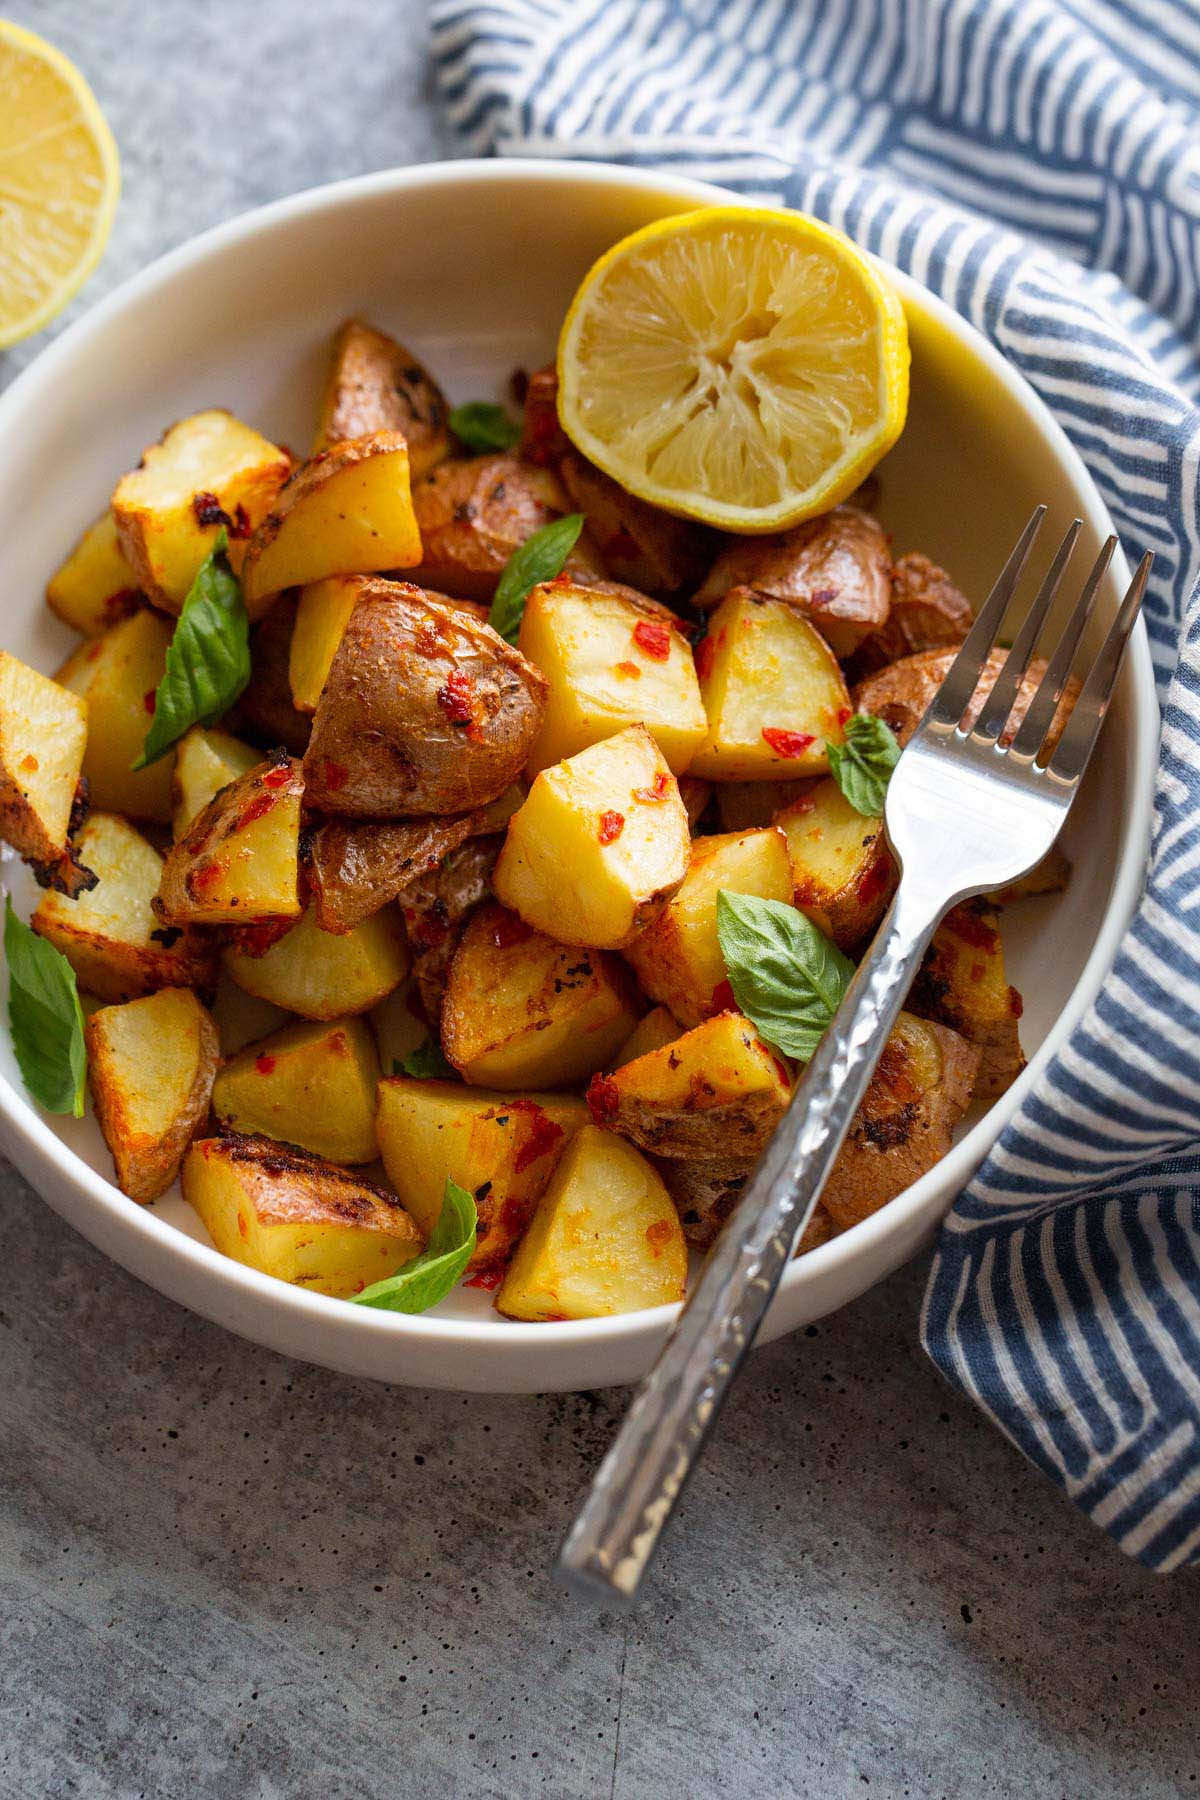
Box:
(557, 507, 1153, 1606)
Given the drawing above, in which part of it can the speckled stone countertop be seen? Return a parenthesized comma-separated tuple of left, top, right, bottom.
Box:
(1, 5, 1198, 1795)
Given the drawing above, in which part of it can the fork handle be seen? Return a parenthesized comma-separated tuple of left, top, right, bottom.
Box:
(556, 880, 944, 1605)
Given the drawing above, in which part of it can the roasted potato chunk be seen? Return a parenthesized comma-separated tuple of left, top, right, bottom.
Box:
(182, 1132, 421, 1298)
(518, 579, 707, 775)
(240, 432, 422, 609)
(694, 507, 892, 657)
(158, 756, 303, 927)
(375, 1078, 588, 1270)
(496, 1125, 687, 1321)
(850, 550, 973, 675)
(589, 1012, 792, 1159)
(213, 1015, 381, 1164)
(852, 646, 1079, 752)
(171, 726, 261, 839)
(234, 593, 312, 756)
(0, 653, 88, 869)
(210, 973, 291, 1056)
(86, 987, 219, 1202)
(615, 1004, 683, 1069)
(775, 779, 896, 949)
(288, 576, 364, 713)
(369, 975, 429, 1073)
(518, 364, 570, 468)
(557, 451, 711, 596)
(494, 726, 690, 949)
(690, 595, 850, 781)
(33, 812, 217, 1001)
(398, 834, 500, 1026)
(315, 318, 451, 477)
(223, 903, 409, 1020)
(409, 454, 601, 601)
(821, 1014, 979, 1231)
(56, 609, 175, 821)
(624, 827, 794, 1026)
(303, 582, 547, 816)
(715, 778, 813, 832)
(442, 902, 639, 1089)
(305, 812, 478, 935)
(46, 510, 141, 638)
(909, 901, 1024, 1100)
(660, 1156, 835, 1255)
(112, 409, 291, 611)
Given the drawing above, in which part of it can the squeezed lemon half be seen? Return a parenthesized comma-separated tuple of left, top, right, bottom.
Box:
(0, 21, 120, 348)
(557, 206, 909, 534)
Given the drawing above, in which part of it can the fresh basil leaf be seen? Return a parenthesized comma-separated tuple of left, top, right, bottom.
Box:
(488, 514, 584, 645)
(716, 890, 853, 1064)
(4, 896, 86, 1116)
(352, 1177, 477, 1313)
(450, 401, 522, 453)
(395, 1037, 454, 1079)
(827, 713, 901, 817)
(134, 530, 251, 768)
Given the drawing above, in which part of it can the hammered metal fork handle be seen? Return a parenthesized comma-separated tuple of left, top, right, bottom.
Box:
(557, 880, 945, 1604)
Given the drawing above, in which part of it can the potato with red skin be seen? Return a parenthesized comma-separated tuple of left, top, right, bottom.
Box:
(775, 779, 897, 950)
(157, 754, 303, 927)
(557, 451, 711, 597)
(315, 319, 451, 477)
(851, 645, 1080, 752)
(908, 900, 1025, 1100)
(397, 834, 502, 1026)
(659, 1155, 835, 1255)
(518, 364, 570, 468)
(304, 812, 479, 935)
(303, 583, 548, 817)
(850, 551, 973, 676)
(234, 593, 312, 756)
(409, 454, 603, 601)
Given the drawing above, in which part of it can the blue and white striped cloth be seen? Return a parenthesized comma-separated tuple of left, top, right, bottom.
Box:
(431, 0, 1200, 1570)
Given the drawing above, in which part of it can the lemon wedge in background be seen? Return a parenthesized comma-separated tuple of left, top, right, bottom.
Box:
(557, 206, 909, 533)
(0, 21, 119, 348)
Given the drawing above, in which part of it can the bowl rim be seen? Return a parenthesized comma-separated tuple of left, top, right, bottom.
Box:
(0, 156, 1160, 1352)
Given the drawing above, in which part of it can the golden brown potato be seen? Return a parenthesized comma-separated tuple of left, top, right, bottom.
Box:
(45, 510, 141, 638)
(850, 550, 973, 676)
(223, 903, 409, 1020)
(375, 1078, 588, 1270)
(775, 779, 897, 949)
(33, 812, 217, 1001)
(851, 646, 1079, 752)
(494, 725, 690, 949)
(909, 900, 1024, 1100)
(409, 454, 602, 601)
(496, 1125, 687, 1321)
(288, 576, 365, 713)
(821, 1014, 979, 1231)
(614, 1004, 683, 1069)
(660, 1157, 836, 1255)
(171, 726, 262, 839)
(442, 901, 640, 1089)
(690, 595, 851, 781)
(518, 363, 570, 468)
(693, 507, 892, 657)
(557, 451, 711, 596)
(315, 319, 451, 477)
(589, 1011, 792, 1159)
(397, 834, 500, 1026)
(182, 1132, 422, 1297)
(86, 987, 219, 1202)
(0, 652, 88, 870)
(212, 1015, 381, 1164)
(240, 432, 422, 610)
(157, 755, 303, 927)
(56, 609, 176, 821)
(112, 409, 291, 611)
(624, 827, 794, 1026)
(714, 778, 814, 832)
(304, 812, 478, 935)
(303, 582, 547, 816)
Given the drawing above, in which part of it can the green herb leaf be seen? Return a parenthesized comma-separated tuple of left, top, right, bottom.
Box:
(449, 401, 522, 453)
(827, 713, 901, 817)
(134, 530, 251, 769)
(488, 514, 584, 645)
(352, 1177, 477, 1313)
(4, 897, 86, 1116)
(395, 1037, 454, 1079)
(716, 890, 853, 1064)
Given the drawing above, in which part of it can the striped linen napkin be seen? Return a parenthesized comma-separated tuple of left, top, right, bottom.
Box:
(431, 0, 1200, 1570)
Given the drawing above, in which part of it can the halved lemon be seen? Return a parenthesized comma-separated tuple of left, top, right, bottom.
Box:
(557, 206, 909, 534)
(0, 22, 120, 348)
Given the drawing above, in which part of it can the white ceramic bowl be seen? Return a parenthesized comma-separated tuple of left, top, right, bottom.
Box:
(0, 160, 1158, 1392)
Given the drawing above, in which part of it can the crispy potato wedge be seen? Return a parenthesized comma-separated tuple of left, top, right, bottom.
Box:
(210, 973, 292, 1056)
(303, 582, 547, 816)
(213, 1015, 381, 1164)
(660, 1156, 835, 1255)
(715, 778, 813, 832)
(0, 652, 88, 869)
(850, 550, 973, 676)
(171, 726, 262, 839)
(240, 432, 422, 609)
(624, 827, 794, 1026)
(182, 1132, 421, 1297)
(518, 578, 707, 775)
(315, 319, 451, 477)
(233, 593, 312, 756)
(375, 1078, 588, 1270)
(369, 975, 429, 1073)
(775, 778, 897, 949)
(821, 1014, 979, 1231)
(518, 364, 570, 468)
(693, 507, 892, 657)
(494, 725, 690, 949)
(223, 902, 409, 1019)
(409, 454, 602, 601)
(615, 1004, 683, 1069)
(496, 1125, 687, 1321)
(398, 834, 500, 1026)
(852, 646, 1079, 752)
(33, 812, 217, 1001)
(690, 595, 850, 781)
(442, 902, 639, 1088)
(112, 409, 291, 612)
(86, 987, 218, 1202)
(45, 510, 141, 638)
(56, 609, 175, 821)
(909, 900, 1024, 1100)
(305, 812, 478, 935)
(158, 755, 303, 926)
(589, 1012, 792, 1160)
(557, 451, 711, 596)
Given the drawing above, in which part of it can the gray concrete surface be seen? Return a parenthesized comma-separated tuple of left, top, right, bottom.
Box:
(2, 3, 1199, 1794)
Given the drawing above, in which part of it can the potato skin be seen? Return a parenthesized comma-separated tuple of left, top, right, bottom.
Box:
(235, 594, 312, 756)
(157, 753, 303, 927)
(557, 451, 712, 597)
(908, 900, 1025, 1100)
(519, 364, 571, 467)
(304, 812, 479, 934)
(86, 988, 219, 1203)
(659, 1156, 834, 1255)
(397, 834, 502, 1025)
(590, 1012, 792, 1159)
(849, 551, 973, 677)
(410, 454, 603, 601)
(303, 583, 547, 816)
(852, 646, 1080, 752)
(316, 319, 451, 477)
